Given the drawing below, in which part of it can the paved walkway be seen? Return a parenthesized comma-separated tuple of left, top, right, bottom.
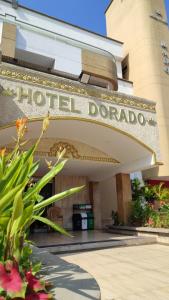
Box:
(31, 230, 136, 247)
(59, 244, 169, 300)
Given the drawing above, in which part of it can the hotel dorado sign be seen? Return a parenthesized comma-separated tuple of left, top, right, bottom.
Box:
(2, 85, 157, 127)
(0, 68, 160, 161)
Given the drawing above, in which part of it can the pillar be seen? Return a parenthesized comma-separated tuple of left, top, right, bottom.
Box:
(90, 182, 102, 229)
(116, 173, 132, 224)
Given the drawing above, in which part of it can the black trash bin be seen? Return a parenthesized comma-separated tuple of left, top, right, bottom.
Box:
(72, 213, 82, 231)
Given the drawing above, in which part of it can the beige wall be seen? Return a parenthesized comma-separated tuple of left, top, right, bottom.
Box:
(100, 176, 117, 227)
(82, 49, 118, 90)
(1, 22, 16, 58)
(55, 175, 89, 229)
(106, 0, 169, 177)
(54, 174, 118, 230)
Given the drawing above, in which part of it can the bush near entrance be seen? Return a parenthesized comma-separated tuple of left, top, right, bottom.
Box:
(130, 179, 169, 228)
(0, 117, 84, 299)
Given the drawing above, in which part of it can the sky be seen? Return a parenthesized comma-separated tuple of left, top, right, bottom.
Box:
(19, 0, 169, 36)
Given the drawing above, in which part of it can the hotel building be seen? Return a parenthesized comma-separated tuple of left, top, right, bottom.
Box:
(0, 0, 164, 229)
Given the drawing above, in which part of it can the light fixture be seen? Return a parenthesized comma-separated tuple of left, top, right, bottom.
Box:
(80, 73, 90, 84)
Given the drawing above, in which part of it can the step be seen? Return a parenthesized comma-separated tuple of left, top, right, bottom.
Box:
(106, 225, 169, 236)
(38, 236, 157, 254)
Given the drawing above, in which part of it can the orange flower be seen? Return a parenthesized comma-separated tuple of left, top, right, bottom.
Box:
(16, 118, 28, 139)
(0, 148, 6, 156)
(16, 118, 27, 131)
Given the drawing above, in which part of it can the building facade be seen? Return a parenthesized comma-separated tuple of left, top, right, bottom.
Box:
(0, 0, 161, 229)
(106, 0, 169, 180)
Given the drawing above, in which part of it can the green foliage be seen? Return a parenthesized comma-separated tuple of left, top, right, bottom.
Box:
(148, 211, 169, 228)
(131, 178, 143, 201)
(0, 117, 84, 299)
(130, 198, 152, 226)
(130, 179, 169, 228)
(0, 120, 84, 262)
(152, 183, 169, 202)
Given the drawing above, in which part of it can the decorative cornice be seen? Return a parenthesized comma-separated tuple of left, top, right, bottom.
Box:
(0, 64, 156, 112)
(6, 140, 120, 164)
(50, 141, 80, 159)
(49, 141, 119, 163)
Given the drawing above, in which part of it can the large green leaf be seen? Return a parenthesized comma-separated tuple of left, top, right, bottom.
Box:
(15, 156, 34, 186)
(0, 183, 25, 213)
(11, 191, 23, 222)
(0, 157, 22, 194)
(24, 159, 67, 202)
(0, 217, 10, 229)
(34, 186, 84, 211)
(0, 156, 5, 179)
(33, 215, 71, 236)
(19, 204, 34, 231)
(10, 191, 24, 237)
(23, 144, 37, 163)
(29, 160, 39, 178)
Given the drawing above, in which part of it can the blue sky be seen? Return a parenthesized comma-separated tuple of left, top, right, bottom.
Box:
(19, 0, 169, 36)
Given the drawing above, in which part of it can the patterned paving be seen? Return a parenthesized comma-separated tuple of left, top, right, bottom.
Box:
(59, 244, 169, 300)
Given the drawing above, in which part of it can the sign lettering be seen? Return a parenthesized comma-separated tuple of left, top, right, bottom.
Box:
(11, 87, 155, 127)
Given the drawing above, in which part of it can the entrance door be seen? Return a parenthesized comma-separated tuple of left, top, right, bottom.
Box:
(30, 181, 53, 233)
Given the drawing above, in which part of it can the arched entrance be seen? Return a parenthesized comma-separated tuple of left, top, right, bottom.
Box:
(0, 118, 157, 229)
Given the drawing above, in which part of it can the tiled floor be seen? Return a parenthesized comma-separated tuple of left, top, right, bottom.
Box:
(59, 244, 169, 300)
(30, 230, 136, 247)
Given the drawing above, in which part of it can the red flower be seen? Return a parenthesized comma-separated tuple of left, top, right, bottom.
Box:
(25, 271, 45, 292)
(25, 292, 53, 300)
(147, 218, 154, 226)
(0, 262, 23, 293)
(0, 297, 5, 300)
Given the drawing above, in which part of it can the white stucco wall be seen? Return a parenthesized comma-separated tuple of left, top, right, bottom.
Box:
(118, 79, 133, 95)
(16, 27, 82, 75)
(0, 0, 123, 59)
(0, 0, 129, 93)
(116, 60, 123, 78)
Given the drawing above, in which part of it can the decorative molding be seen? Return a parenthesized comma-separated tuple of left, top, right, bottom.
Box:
(47, 141, 119, 163)
(49, 141, 80, 159)
(6, 141, 120, 164)
(0, 64, 156, 112)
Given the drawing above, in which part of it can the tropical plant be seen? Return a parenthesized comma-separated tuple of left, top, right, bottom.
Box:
(130, 198, 153, 226)
(0, 117, 84, 299)
(152, 183, 169, 202)
(142, 184, 155, 203)
(131, 178, 143, 201)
